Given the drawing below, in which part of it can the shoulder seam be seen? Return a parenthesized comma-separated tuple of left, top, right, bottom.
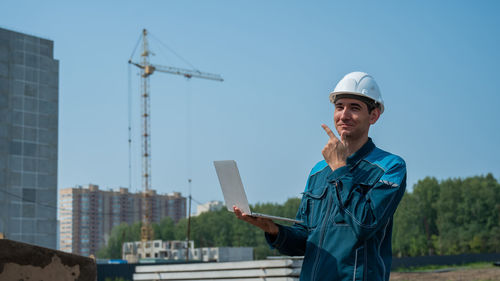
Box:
(362, 159, 386, 173)
(309, 161, 328, 177)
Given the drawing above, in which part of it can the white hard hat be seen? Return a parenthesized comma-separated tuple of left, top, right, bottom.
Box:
(329, 71, 384, 113)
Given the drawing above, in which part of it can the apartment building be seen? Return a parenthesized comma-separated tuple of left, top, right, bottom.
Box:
(59, 184, 186, 256)
(195, 200, 224, 216)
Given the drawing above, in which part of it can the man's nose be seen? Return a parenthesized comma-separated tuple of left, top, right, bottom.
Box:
(340, 108, 351, 120)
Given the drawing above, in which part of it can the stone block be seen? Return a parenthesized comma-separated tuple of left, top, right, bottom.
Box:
(0, 239, 96, 281)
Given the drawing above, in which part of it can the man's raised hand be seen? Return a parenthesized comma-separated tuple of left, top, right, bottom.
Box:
(321, 124, 348, 171)
(233, 206, 279, 235)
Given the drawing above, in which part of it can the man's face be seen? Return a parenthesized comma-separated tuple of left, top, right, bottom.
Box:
(334, 97, 380, 141)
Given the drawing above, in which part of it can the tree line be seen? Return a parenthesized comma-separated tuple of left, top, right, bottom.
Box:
(98, 174, 500, 259)
(393, 173, 500, 257)
(97, 198, 300, 260)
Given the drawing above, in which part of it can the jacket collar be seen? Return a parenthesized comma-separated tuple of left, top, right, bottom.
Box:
(346, 137, 376, 167)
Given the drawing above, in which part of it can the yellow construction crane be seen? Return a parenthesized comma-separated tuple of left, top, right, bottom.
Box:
(128, 29, 223, 256)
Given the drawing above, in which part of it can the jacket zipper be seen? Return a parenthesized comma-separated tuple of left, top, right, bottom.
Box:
(310, 183, 334, 280)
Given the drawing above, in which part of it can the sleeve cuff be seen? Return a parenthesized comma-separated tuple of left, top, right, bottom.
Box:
(327, 165, 351, 206)
(265, 224, 285, 249)
(327, 165, 350, 182)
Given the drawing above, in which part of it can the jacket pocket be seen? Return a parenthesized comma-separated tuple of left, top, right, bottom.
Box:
(300, 185, 329, 230)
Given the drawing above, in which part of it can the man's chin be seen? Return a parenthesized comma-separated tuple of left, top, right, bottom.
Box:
(339, 130, 352, 138)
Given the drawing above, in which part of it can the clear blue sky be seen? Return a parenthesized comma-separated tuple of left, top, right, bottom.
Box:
(2, 1, 500, 213)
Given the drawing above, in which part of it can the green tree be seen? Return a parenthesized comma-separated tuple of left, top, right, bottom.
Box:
(394, 174, 500, 257)
(435, 174, 500, 254)
(393, 191, 428, 257)
(413, 177, 440, 255)
(154, 217, 176, 241)
(97, 222, 141, 259)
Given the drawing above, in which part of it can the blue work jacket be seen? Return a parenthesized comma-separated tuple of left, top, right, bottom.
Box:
(266, 138, 406, 281)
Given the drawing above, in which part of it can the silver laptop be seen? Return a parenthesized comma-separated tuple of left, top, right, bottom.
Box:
(214, 160, 302, 224)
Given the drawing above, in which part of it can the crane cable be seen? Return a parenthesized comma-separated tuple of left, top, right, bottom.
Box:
(186, 79, 193, 200)
(127, 63, 133, 192)
(149, 32, 198, 71)
(185, 79, 194, 260)
(186, 78, 193, 195)
(127, 30, 143, 193)
(129, 31, 143, 61)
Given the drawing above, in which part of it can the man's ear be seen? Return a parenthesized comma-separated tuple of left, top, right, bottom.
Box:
(369, 108, 381, 125)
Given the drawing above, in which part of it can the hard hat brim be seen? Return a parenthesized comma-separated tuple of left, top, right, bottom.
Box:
(329, 91, 384, 113)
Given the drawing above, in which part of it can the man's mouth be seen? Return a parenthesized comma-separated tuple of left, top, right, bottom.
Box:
(339, 123, 353, 128)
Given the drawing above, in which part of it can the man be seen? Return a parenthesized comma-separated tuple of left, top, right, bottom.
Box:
(234, 71, 407, 281)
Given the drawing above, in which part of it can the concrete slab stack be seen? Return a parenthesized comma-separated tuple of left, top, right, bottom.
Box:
(133, 258, 303, 281)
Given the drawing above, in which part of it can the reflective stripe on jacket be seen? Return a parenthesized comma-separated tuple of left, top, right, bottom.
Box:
(266, 138, 406, 281)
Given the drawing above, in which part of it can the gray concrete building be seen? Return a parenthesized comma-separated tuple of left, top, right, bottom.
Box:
(0, 27, 59, 249)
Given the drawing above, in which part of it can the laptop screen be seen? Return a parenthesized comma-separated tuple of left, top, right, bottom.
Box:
(214, 160, 252, 214)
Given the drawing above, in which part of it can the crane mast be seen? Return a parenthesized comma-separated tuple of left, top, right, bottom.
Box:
(139, 29, 153, 244)
(129, 29, 223, 258)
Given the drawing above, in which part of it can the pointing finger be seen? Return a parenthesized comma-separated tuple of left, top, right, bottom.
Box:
(321, 124, 337, 140)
